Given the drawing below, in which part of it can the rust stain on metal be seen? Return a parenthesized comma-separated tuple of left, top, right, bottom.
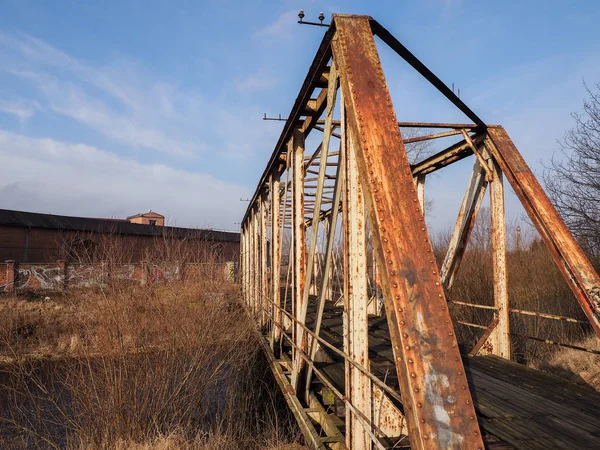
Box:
(331, 14, 484, 450)
(486, 127, 600, 337)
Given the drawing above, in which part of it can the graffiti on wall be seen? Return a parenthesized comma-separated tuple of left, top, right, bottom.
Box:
(0, 260, 235, 293)
(148, 264, 180, 285)
(67, 264, 106, 288)
(16, 265, 62, 291)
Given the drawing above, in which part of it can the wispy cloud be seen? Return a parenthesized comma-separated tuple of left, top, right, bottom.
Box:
(0, 131, 248, 229)
(0, 33, 206, 156)
(235, 70, 277, 93)
(0, 98, 41, 120)
(255, 10, 298, 39)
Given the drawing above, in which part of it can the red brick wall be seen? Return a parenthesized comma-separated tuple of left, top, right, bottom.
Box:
(0, 225, 239, 264)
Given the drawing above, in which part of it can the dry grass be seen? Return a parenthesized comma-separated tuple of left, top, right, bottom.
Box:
(533, 335, 600, 390)
(433, 215, 600, 391)
(0, 278, 304, 449)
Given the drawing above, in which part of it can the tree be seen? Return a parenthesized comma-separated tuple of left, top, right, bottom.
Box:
(544, 82, 600, 258)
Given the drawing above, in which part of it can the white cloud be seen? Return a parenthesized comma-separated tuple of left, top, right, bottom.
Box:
(0, 98, 41, 120)
(0, 33, 207, 156)
(255, 10, 299, 39)
(0, 131, 248, 230)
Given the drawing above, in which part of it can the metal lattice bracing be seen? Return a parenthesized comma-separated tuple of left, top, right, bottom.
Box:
(240, 14, 600, 450)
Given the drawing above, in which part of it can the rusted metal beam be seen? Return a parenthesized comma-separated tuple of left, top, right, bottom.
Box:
(251, 210, 259, 318)
(290, 128, 306, 388)
(440, 160, 488, 291)
(403, 129, 462, 144)
(260, 194, 269, 328)
(487, 155, 510, 358)
(341, 89, 372, 450)
(293, 63, 339, 390)
(305, 148, 344, 398)
(411, 134, 484, 176)
(398, 121, 481, 129)
(415, 174, 425, 212)
(332, 14, 483, 449)
(485, 127, 600, 338)
(270, 173, 281, 350)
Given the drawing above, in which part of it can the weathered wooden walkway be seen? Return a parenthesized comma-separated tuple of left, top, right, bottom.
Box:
(285, 297, 600, 449)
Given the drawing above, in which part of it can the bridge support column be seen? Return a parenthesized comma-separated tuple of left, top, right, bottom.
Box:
(260, 194, 269, 328)
(252, 209, 260, 319)
(289, 128, 306, 389)
(488, 155, 510, 359)
(342, 93, 371, 450)
(270, 173, 281, 351)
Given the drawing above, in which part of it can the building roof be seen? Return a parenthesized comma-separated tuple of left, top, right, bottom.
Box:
(126, 211, 165, 220)
(0, 209, 239, 242)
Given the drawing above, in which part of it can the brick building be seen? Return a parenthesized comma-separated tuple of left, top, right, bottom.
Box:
(127, 211, 165, 226)
(0, 209, 239, 264)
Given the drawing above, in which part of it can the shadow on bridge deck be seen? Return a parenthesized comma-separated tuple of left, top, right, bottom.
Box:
(274, 295, 600, 449)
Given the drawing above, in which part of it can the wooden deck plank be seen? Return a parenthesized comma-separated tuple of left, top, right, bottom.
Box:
(294, 298, 600, 449)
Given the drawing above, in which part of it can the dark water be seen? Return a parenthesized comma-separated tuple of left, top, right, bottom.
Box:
(0, 349, 295, 449)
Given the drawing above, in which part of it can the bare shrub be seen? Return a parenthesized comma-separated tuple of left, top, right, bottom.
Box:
(0, 228, 300, 449)
(433, 209, 598, 380)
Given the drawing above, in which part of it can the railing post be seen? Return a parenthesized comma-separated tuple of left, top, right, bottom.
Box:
(488, 156, 510, 359)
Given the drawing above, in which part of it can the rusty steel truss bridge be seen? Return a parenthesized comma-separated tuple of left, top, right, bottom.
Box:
(239, 14, 600, 450)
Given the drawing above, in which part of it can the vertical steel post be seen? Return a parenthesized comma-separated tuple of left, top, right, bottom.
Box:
(305, 141, 344, 399)
(488, 156, 510, 358)
(261, 194, 269, 328)
(440, 160, 488, 291)
(486, 126, 600, 337)
(342, 91, 371, 450)
(290, 129, 306, 387)
(271, 173, 282, 350)
(252, 209, 260, 320)
(242, 225, 247, 306)
(415, 174, 426, 212)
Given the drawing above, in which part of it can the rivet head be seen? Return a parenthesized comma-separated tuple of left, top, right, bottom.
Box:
(410, 373, 416, 378)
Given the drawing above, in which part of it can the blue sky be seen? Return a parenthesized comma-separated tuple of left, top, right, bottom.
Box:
(0, 1, 598, 231)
